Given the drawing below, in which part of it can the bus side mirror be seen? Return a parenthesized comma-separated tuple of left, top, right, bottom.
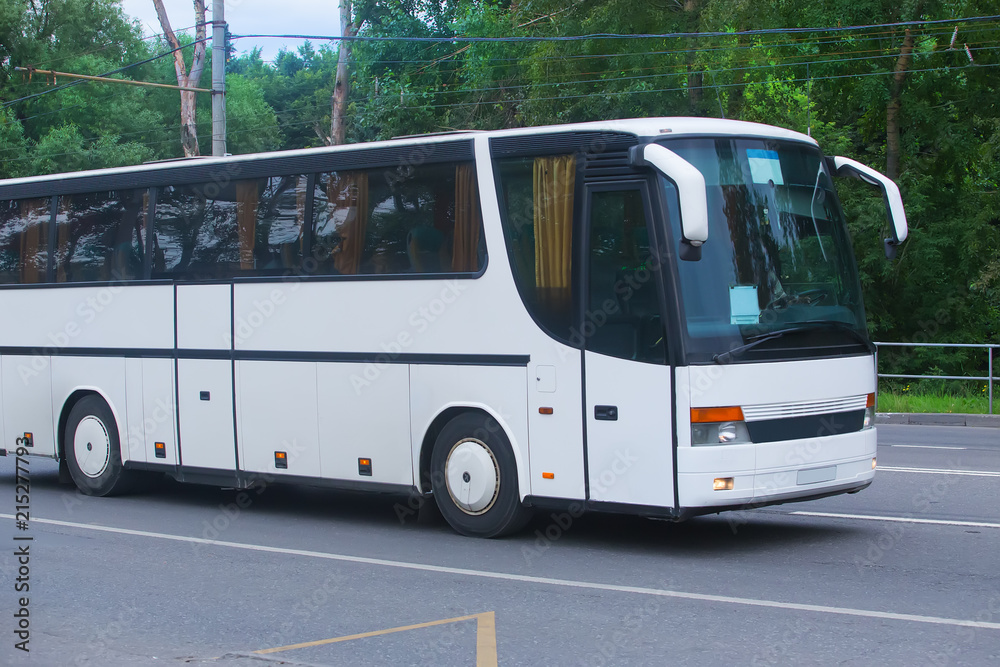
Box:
(630, 143, 708, 261)
(831, 156, 909, 260)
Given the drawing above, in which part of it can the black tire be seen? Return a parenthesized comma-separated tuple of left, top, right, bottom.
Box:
(64, 395, 134, 496)
(430, 412, 532, 538)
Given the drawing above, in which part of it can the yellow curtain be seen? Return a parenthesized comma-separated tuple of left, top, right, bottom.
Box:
(452, 164, 481, 272)
(533, 155, 576, 304)
(20, 198, 49, 284)
(236, 180, 259, 270)
(331, 171, 369, 275)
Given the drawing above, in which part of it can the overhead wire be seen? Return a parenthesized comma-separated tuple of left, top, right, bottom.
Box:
(4, 34, 995, 159)
(2, 37, 211, 109)
(231, 14, 1000, 43)
(25, 23, 205, 71)
(2, 17, 998, 164)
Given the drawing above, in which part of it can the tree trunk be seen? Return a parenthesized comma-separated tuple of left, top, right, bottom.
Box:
(887, 26, 917, 180)
(153, 0, 208, 157)
(330, 0, 354, 146)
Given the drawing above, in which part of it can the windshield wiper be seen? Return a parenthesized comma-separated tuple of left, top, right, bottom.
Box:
(713, 320, 872, 364)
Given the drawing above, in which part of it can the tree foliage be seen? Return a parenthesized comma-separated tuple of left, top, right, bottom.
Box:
(0, 0, 996, 363)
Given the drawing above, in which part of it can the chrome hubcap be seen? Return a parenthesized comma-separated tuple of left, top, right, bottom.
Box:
(74, 416, 111, 478)
(444, 438, 500, 515)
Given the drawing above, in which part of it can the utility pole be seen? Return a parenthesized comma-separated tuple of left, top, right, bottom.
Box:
(211, 0, 227, 156)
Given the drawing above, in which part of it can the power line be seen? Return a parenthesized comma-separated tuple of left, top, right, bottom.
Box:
(241, 23, 1000, 78)
(7, 56, 996, 167)
(27, 22, 205, 71)
(231, 14, 1000, 44)
(2, 37, 210, 109)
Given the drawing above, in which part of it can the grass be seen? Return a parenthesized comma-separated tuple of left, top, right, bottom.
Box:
(877, 390, 994, 414)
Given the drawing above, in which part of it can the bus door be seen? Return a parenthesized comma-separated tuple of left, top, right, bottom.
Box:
(174, 283, 237, 472)
(582, 181, 674, 508)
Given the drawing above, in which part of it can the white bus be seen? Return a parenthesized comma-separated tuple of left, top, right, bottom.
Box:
(0, 118, 907, 537)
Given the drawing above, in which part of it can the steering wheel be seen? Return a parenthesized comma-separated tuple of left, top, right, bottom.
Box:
(765, 287, 831, 311)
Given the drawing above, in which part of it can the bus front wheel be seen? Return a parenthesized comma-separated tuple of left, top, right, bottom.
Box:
(64, 395, 134, 497)
(430, 412, 531, 538)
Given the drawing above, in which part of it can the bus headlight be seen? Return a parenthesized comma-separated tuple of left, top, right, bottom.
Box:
(863, 392, 876, 429)
(691, 421, 752, 446)
(691, 406, 753, 446)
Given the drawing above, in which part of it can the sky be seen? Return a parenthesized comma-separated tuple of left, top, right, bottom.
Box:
(119, 0, 341, 62)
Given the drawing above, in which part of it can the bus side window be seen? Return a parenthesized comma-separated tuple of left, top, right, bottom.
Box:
(252, 175, 308, 274)
(55, 190, 146, 283)
(0, 198, 50, 284)
(310, 162, 484, 277)
(495, 155, 577, 343)
(153, 182, 245, 279)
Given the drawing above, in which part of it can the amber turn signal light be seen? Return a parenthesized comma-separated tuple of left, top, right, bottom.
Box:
(691, 406, 744, 423)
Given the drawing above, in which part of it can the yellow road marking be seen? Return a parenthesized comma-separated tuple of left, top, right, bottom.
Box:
(255, 611, 498, 666)
(476, 611, 498, 667)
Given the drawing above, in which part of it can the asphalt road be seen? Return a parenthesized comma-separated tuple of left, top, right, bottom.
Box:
(1, 424, 998, 666)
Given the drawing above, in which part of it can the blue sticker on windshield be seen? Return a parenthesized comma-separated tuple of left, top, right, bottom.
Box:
(730, 286, 760, 325)
(747, 149, 784, 186)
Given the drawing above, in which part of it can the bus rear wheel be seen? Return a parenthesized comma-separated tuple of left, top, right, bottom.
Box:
(430, 412, 531, 538)
(64, 395, 134, 497)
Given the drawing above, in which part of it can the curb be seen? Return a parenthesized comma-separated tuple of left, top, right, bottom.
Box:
(876, 412, 1000, 428)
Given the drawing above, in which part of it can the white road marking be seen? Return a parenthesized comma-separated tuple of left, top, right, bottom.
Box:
(3, 514, 1000, 631)
(789, 511, 1000, 530)
(879, 465, 1000, 478)
(887, 445, 967, 450)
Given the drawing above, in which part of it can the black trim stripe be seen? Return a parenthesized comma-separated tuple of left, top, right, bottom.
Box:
(0, 141, 475, 200)
(523, 477, 872, 521)
(0, 346, 530, 367)
(745, 409, 867, 444)
(490, 131, 638, 158)
(124, 460, 418, 496)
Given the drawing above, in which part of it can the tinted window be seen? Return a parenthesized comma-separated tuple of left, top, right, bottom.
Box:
(311, 162, 484, 275)
(495, 155, 577, 341)
(153, 182, 243, 278)
(253, 175, 309, 273)
(587, 187, 664, 363)
(55, 190, 147, 282)
(0, 198, 50, 284)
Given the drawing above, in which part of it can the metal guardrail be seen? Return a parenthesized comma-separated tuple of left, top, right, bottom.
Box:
(874, 342, 997, 415)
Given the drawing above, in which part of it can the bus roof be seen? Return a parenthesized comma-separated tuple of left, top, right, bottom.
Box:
(0, 117, 816, 189)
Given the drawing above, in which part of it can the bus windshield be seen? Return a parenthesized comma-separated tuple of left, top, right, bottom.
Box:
(658, 137, 869, 364)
